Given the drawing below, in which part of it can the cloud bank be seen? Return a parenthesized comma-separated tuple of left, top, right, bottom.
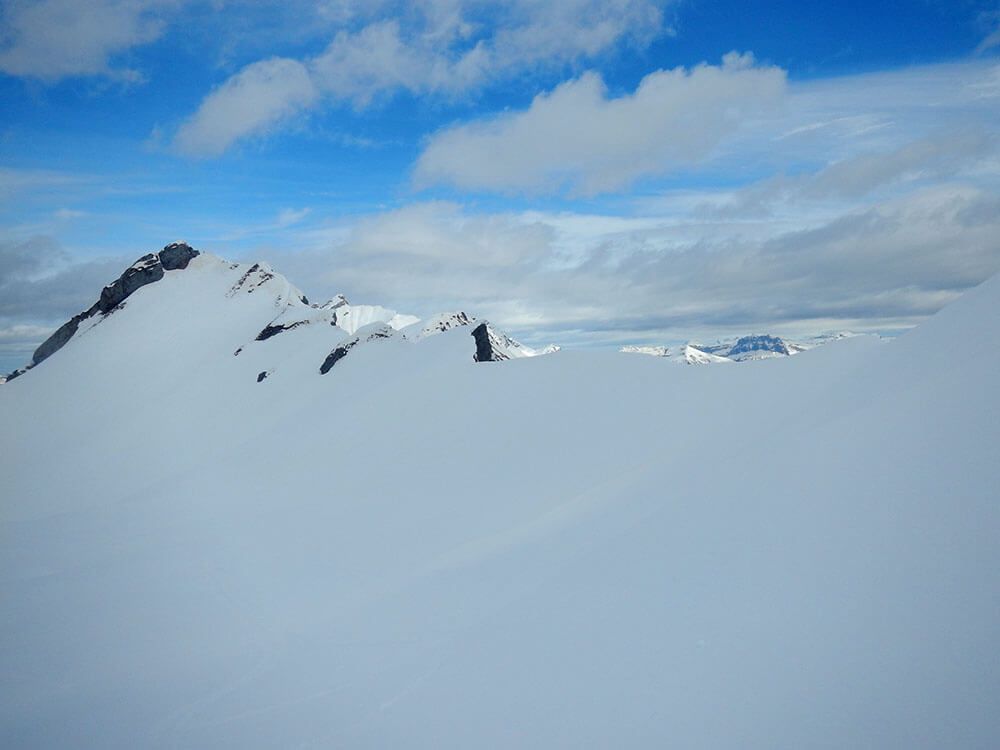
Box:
(0, 0, 169, 81)
(170, 0, 672, 155)
(414, 52, 786, 194)
(272, 181, 1000, 349)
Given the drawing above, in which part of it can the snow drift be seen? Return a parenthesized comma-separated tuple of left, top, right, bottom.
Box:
(1, 246, 998, 748)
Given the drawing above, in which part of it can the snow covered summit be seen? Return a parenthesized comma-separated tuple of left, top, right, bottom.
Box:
(4, 242, 554, 384)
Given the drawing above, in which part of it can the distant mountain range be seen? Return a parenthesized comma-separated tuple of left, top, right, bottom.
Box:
(621, 331, 871, 364)
(5, 242, 878, 384)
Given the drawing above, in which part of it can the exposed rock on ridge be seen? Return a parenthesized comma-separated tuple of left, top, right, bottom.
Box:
(6, 242, 200, 380)
(471, 322, 503, 362)
(319, 325, 395, 374)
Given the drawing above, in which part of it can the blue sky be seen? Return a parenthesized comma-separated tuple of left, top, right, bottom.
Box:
(2, 0, 1000, 371)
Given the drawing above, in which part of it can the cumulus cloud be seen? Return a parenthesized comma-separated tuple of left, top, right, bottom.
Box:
(170, 0, 672, 154)
(310, 0, 664, 104)
(0, 0, 171, 81)
(173, 57, 319, 157)
(414, 53, 787, 195)
(272, 182, 1000, 349)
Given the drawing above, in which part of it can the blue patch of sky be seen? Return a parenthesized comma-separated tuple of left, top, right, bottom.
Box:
(1, 0, 997, 258)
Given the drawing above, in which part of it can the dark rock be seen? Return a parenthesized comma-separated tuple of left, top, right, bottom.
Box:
(427, 312, 471, 334)
(32, 314, 87, 366)
(158, 242, 199, 270)
(471, 322, 499, 362)
(319, 326, 393, 374)
(97, 254, 164, 314)
(255, 320, 308, 341)
(5, 366, 29, 382)
(320, 344, 352, 374)
(20, 243, 201, 376)
(227, 263, 274, 296)
(727, 335, 790, 357)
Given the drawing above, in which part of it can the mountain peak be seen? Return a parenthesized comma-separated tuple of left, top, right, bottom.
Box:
(7, 242, 203, 380)
(4, 242, 559, 383)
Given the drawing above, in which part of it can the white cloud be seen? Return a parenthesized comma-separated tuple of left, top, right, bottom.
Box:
(414, 59, 1000, 199)
(413, 52, 787, 194)
(173, 57, 318, 157)
(310, 20, 454, 106)
(0, 0, 170, 81)
(310, 0, 666, 104)
(170, 0, 673, 154)
(269, 180, 1000, 348)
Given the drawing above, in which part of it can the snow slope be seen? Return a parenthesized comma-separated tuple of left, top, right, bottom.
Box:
(1, 253, 998, 749)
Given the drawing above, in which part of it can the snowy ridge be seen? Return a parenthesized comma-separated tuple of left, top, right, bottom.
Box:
(471, 321, 559, 362)
(5, 241, 202, 381)
(319, 323, 397, 374)
(679, 343, 734, 364)
(4, 243, 556, 383)
(407, 311, 475, 339)
(621, 344, 671, 357)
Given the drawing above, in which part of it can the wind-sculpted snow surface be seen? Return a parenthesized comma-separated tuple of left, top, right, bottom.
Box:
(1, 255, 999, 749)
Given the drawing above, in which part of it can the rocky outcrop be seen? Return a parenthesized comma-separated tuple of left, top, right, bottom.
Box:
(320, 294, 349, 310)
(31, 313, 91, 366)
(8, 242, 201, 378)
(319, 344, 353, 374)
(319, 325, 394, 374)
(227, 263, 275, 297)
(470, 321, 558, 362)
(255, 320, 309, 341)
(726, 335, 790, 359)
(97, 254, 164, 314)
(471, 322, 504, 362)
(159, 242, 199, 271)
(417, 312, 472, 337)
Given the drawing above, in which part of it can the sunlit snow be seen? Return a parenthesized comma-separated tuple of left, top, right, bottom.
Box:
(1, 254, 998, 748)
